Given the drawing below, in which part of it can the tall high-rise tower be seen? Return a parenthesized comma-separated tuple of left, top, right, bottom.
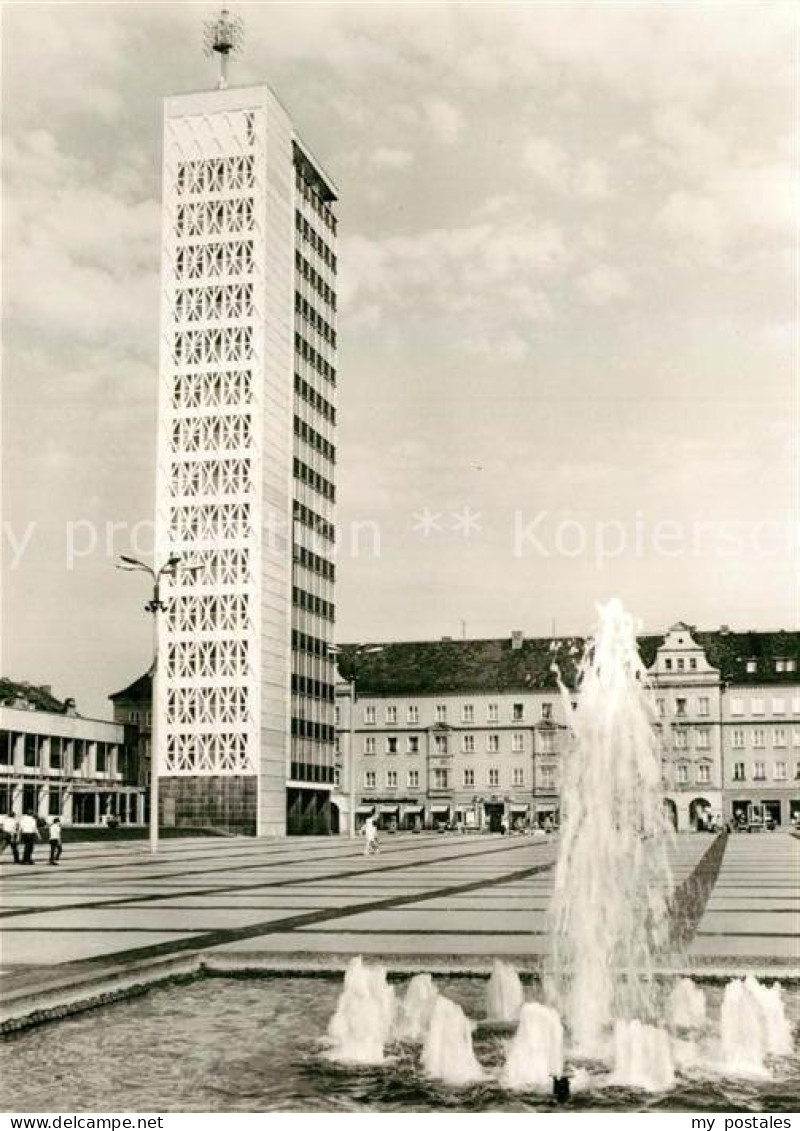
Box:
(154, 73, 338, 836)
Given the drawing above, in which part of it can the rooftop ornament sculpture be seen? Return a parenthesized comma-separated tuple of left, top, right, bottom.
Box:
(203, 7, 244, 90)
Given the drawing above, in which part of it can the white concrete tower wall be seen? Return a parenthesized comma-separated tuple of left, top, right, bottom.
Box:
(155, 85, 302, 835)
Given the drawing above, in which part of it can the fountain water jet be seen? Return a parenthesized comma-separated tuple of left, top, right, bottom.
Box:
(668, 977, 707, 1031)
(501, 1002, 564, 1091)
(546, 599, 674, 1052)
(326, 957, 396, 1064)
(719, 977, 793, 1075)
(394, 973, 439, 1042)
(612, 1019, 676, 1092)
(486, 959, 525, 1023)
(422, 996, 485, 1085)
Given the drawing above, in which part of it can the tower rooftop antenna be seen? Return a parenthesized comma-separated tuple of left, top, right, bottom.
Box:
(203, 7, 244, 91)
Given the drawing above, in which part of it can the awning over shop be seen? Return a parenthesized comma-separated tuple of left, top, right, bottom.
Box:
(535, 803, 556, 813)
(379, 804, 399, 814)
(509, 803, 529, 813)
(356, 805, 375, 815)
(402, 805, 423, 815)
(430, 804, 450, 814)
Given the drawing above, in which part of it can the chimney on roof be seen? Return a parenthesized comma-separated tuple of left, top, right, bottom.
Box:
(511, 630, 524, 650)
(441, 635, 453, 642)
(719, 625, 730, 634)
(64, 697, 77, 717)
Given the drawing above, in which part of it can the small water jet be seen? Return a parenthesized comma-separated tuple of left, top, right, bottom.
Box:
(394, 973, 439, 1042)
(547, 598, 674, 1052)
(612, 1019, 676, 1092)
(668, 977, 707, 1032)
(486, 959, 525, 1024)
(719, 976, 793, 1076)
(421, 995, 485, 1085)
(501, 1002, 563, 1091)
(326, 956, 396, 1064)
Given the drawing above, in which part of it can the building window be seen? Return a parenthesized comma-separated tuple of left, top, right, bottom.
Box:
(386, 737, 398, 754)
(407, 736, 419, 754)
(674, 729, 688, 750)
(665, 658, 673, 671)
(657, 699, 666, 717)
(513, 703, 524, 721)
(512, 767, 524, 787)
(696, 728, 710, 749)
(408, 770, 419, 788)
(772, 698, 786, 715)
(386, 706, 397, 724)
(730, 698, 744, 717)
(774, 761, 787, 781)
(436, 705, 447, 723)
(675, 698, 686, 717)
(689, 658, 697, 670)
(488, 768, 499, 787)
(334, 768, 341, 787)
(364, 706, 376, 725)
(0, 731, 13, 766)
(732, 729, 745, 748)
(795, 761, 800, 779)
(753, 761, 766, 781)
(433, 768, 449, 789)
(487, 703, 498, 723)
(73, 740, 86, 772)
(407, 705, 419, 724)
(462, 734, 475, 753)
(753, 729, 765, 749)
(698, 697, 709, 717)
(463, 768, 475, 787)
(751, 698, 764, 716)
(49, 737, 62, 770)
(793, 698, 800, 716)
(677, 658, 685, 671)
(733, 761, 745, 781)
(776, 658, 797, 673)
(364, 737, 376, 755)
(487, 734, 500, 753)
(746, 659, 757, 674)
(23, 734, 41, 768)
(697, 763, 711, 784)
(541, 703, 552, 720)
(387, 770, 398, 788)
(774, 728, 787, 748)
(512, 733, 524, 753)
(676, 763, 688, 784)
(794, 729, 800, 748)
(434, 735, 448, 754)
(462, 705, 474, 723)
(540, 731, 555, 754)
(540, 765, 555, 788)
(365, 770, 376, 788)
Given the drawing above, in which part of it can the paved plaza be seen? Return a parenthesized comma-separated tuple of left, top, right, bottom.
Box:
(0, 831, 797, 1028)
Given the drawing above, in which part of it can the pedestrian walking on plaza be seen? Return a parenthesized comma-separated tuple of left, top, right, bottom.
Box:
(363, 812, 380, 856)
(1, 812, 20, 864)
(18, 810, 40, 865)
(48, 817, 63, 865)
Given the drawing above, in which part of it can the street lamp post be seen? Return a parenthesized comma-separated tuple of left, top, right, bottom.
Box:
(116, 553, 197, 855)
(330, 645, 383, 838)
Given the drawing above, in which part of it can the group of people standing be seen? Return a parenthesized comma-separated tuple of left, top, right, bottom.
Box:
(1, 812, 62, 865)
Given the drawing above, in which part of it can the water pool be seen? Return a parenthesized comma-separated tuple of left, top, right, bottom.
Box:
(1, 976, 798, 1113)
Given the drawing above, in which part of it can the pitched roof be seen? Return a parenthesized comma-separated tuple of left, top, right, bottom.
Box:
(336, 629, 800, 695)
(108, 671, 152, 702)
(0, 678, 67, 713)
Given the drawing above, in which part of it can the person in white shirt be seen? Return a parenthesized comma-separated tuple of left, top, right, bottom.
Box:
(18, 811, 40, 865)
(1, 813, 20, 864)
(363, 813, 379, 857)
(49, 817, 63, 865)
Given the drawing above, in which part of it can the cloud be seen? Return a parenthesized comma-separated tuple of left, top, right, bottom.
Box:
(425, 99, 464, 144)
(522, 139, 611, 200)
(370, 146, 415, 169)
(577, 265, 632, 305)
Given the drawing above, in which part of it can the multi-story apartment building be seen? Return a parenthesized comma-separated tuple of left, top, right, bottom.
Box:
(109, 672, 152, 791)
(335, 626, 800, 834)
(0, 680, 143, 826)
(154, 81, 338, 836)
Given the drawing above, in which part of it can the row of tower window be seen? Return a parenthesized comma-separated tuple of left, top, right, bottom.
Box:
(363, 767, 534, 790)
(176, 156, 255, 196)
(171, 414, 251, 454)
(173, 327, 253, 367)
(290, 761, 336, 784)
(295, 250, 336, 310)
(294, 457, 335, 502)
(164, 731, 252, 775)
(293, 544, 335, 582)
(292, 585, 335, 623)
(170, 503, 252, 542)
(291, 675, 335, 703)
(175, 284, 253, 324)
(175, 198, 254, 239)
(166, 639, 248, 679)
(294, 165, 337, 234)
(173, 370, 252, 411)
(291, 718, 336, 743)
(292, 629, 333, 658)
(295, 210, 337, 273)
(171, 458, 252, 499)
(294, 416, 335, 464)
(167, 548, 250, 588)
(293, 500, 335, 543)
(295, 291, 337, 348)
(295, 332, 336, 385)
(175, 241, 254, 282)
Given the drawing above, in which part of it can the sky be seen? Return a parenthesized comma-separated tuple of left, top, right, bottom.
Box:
(1, 1, 797, 718)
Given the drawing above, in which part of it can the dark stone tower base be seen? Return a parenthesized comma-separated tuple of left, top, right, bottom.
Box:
(160, 776, 257, 836)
